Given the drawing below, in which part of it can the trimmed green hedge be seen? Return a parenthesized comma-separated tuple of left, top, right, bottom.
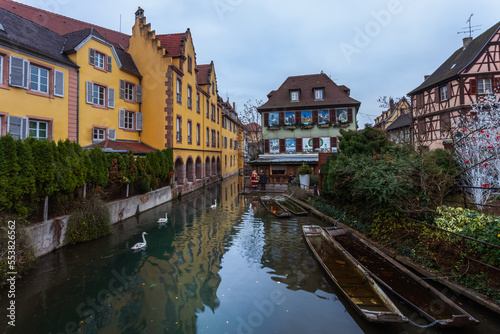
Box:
(0, 135, 174, 219)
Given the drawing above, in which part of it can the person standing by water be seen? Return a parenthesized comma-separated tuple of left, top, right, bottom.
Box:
(260, 170, 267, 191)
(251, 170, 259, 189)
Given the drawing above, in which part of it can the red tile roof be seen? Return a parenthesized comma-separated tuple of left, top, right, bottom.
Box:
(84, 140, 157, 155)
(244, 122, 261, 132)
(196, 64, 210, 85)
(258, 73, 360, 110)
(157, 33, 185, 57)
(0, 0, 131, 48)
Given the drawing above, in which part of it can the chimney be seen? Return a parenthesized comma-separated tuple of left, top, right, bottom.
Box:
(233, 102, 236, 112)
(463, 37, 472, 50)
(135, 7, 144, 20)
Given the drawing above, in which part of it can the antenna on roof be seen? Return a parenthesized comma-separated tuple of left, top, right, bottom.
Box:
(457, 14, 481, 38)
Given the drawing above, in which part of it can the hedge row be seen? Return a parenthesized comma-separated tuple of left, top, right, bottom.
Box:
(0, 135, 173, 219)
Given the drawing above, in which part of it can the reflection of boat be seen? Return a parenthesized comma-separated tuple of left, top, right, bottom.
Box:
(324, 226, 479, 327)
(302, 225, 407, 323)
(274, 196, 308, 215)
(260, 195, 290, 217)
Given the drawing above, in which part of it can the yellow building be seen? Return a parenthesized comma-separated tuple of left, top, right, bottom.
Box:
(64, 28, 143, 147)
(0, 8, 78, 141)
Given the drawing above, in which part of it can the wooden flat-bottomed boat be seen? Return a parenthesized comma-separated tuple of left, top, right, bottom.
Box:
(302, 225, 407, 323)
(273, 196, 308, 215)
(324, 226, 479, 327)
(260, 195, 290, 217)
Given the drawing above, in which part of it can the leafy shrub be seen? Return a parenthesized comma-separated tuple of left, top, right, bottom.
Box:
(65, 195, 112, 245)
(435, 206, 500, 266)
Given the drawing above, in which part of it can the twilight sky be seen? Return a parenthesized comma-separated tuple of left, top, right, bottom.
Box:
(17, 0, 500, 127)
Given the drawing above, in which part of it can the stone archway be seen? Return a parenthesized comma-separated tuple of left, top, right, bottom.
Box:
(217, 156, 221, 175)
(205, 156, 211, 178)
(186, 156, 195, 182)
(174, 156, 185, 185)
(211, 156, 216, 176)
(196, 156, 202, 180)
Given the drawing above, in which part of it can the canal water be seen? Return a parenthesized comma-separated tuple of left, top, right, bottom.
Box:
(2, 176, 500, 334)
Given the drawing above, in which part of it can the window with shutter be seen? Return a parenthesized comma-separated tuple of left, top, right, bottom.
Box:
(279, 139, 285, 153)
(264, 113, 269, 127)
(106, 55, 112, 72)
(279, 112, 284, 125)
(296, 138, 302, 152)
(347, 108, 353, 123)
(136, 85, 142, 103)
(0, 55, 3, 85)
(264, 139, 270, 153)
(119, 109, 126, 129)
(86, 81, 93, 104)
(108, 129, 116, 140)
(312, 110, 318, 124)
(295, 111, 302, 124)
(108, 88, 115, 108)
(89, 48, 95, 65)
(495, 77, 500, 93)
(9, 56, 27, 88)
(54, 70, 64, 97)
(469, 79, 477, 95)
(312, 137, 320, 151)
(92, 127, 106, 141)
(119, 80, 125, 99)
(331, 137, 337, 148)
(7, 116, 28, 140)
(329, 109, 336, 123)
(136, 112, 143, 131)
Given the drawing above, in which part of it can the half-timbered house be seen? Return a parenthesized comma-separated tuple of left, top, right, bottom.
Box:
(408, 21, 500, 150)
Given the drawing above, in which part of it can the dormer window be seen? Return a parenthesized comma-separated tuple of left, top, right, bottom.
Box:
(290, 90, 300, 102)
(314, 88, 324, 100)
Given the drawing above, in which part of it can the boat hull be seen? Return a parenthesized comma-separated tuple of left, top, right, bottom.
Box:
(324, 226, 479, 327)
(274, 196, 308, 215)
(261, 195, 290, 217)
(302, 225, 407, 323)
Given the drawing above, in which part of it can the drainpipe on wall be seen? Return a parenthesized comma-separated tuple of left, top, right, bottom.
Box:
(76, 70, 80, 143)
(138, 76, 142, 143)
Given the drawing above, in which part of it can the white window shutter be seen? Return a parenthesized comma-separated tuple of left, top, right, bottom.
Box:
(108, 129, 116, 140)
(136, 112, 143, 131)
(0, 56, 3, 85)
(23, 59, 29, 89)
(119, 80, 125, 99)
(54, 70, 64, 97)
(106, 55, 112, 72)
(86, 81, 93, 104)
(9, 56, 25, 88)
(7, 116, 28, 140)
(89, 48, 95, 65)
(118, 109, 125, 129)
(108, 87, 115, 108)
(135, 85, 143, 103)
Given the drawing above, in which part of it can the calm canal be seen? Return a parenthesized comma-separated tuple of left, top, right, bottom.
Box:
(2, 176, 500, 334)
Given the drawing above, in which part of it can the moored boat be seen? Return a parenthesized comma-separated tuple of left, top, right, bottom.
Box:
(302, 225, 407, 323)
(260, 195, 290, 217)
(324, 226, 479, 327)
(274, 196, 308, 215)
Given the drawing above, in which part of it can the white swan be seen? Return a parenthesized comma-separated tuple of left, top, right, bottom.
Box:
(157, 212, 168, 223)
(131, 232, 147, 250)
(211, 199, 217, 209)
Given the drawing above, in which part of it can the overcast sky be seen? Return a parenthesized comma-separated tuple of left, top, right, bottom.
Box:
(17, 0, 500, 127)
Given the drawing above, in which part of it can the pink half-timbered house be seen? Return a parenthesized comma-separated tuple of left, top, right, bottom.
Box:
(408, 21, 500, 150)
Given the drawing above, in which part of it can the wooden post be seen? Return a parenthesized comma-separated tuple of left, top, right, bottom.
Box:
(83, 183, 87, 199)
(43, 195, 49, 222)
(126, 183, 130, 198)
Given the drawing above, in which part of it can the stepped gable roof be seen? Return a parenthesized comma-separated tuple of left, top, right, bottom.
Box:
(0, 0, 130, 48)
(196, 64, 211, 85)
(258, 73, 360, 110)
(157, 32, 186, 57)
(62, 27, 140, 77)
(409, 21, 500, 95)
(84, 140, 156, 155)
(0, 7, 76, 67)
